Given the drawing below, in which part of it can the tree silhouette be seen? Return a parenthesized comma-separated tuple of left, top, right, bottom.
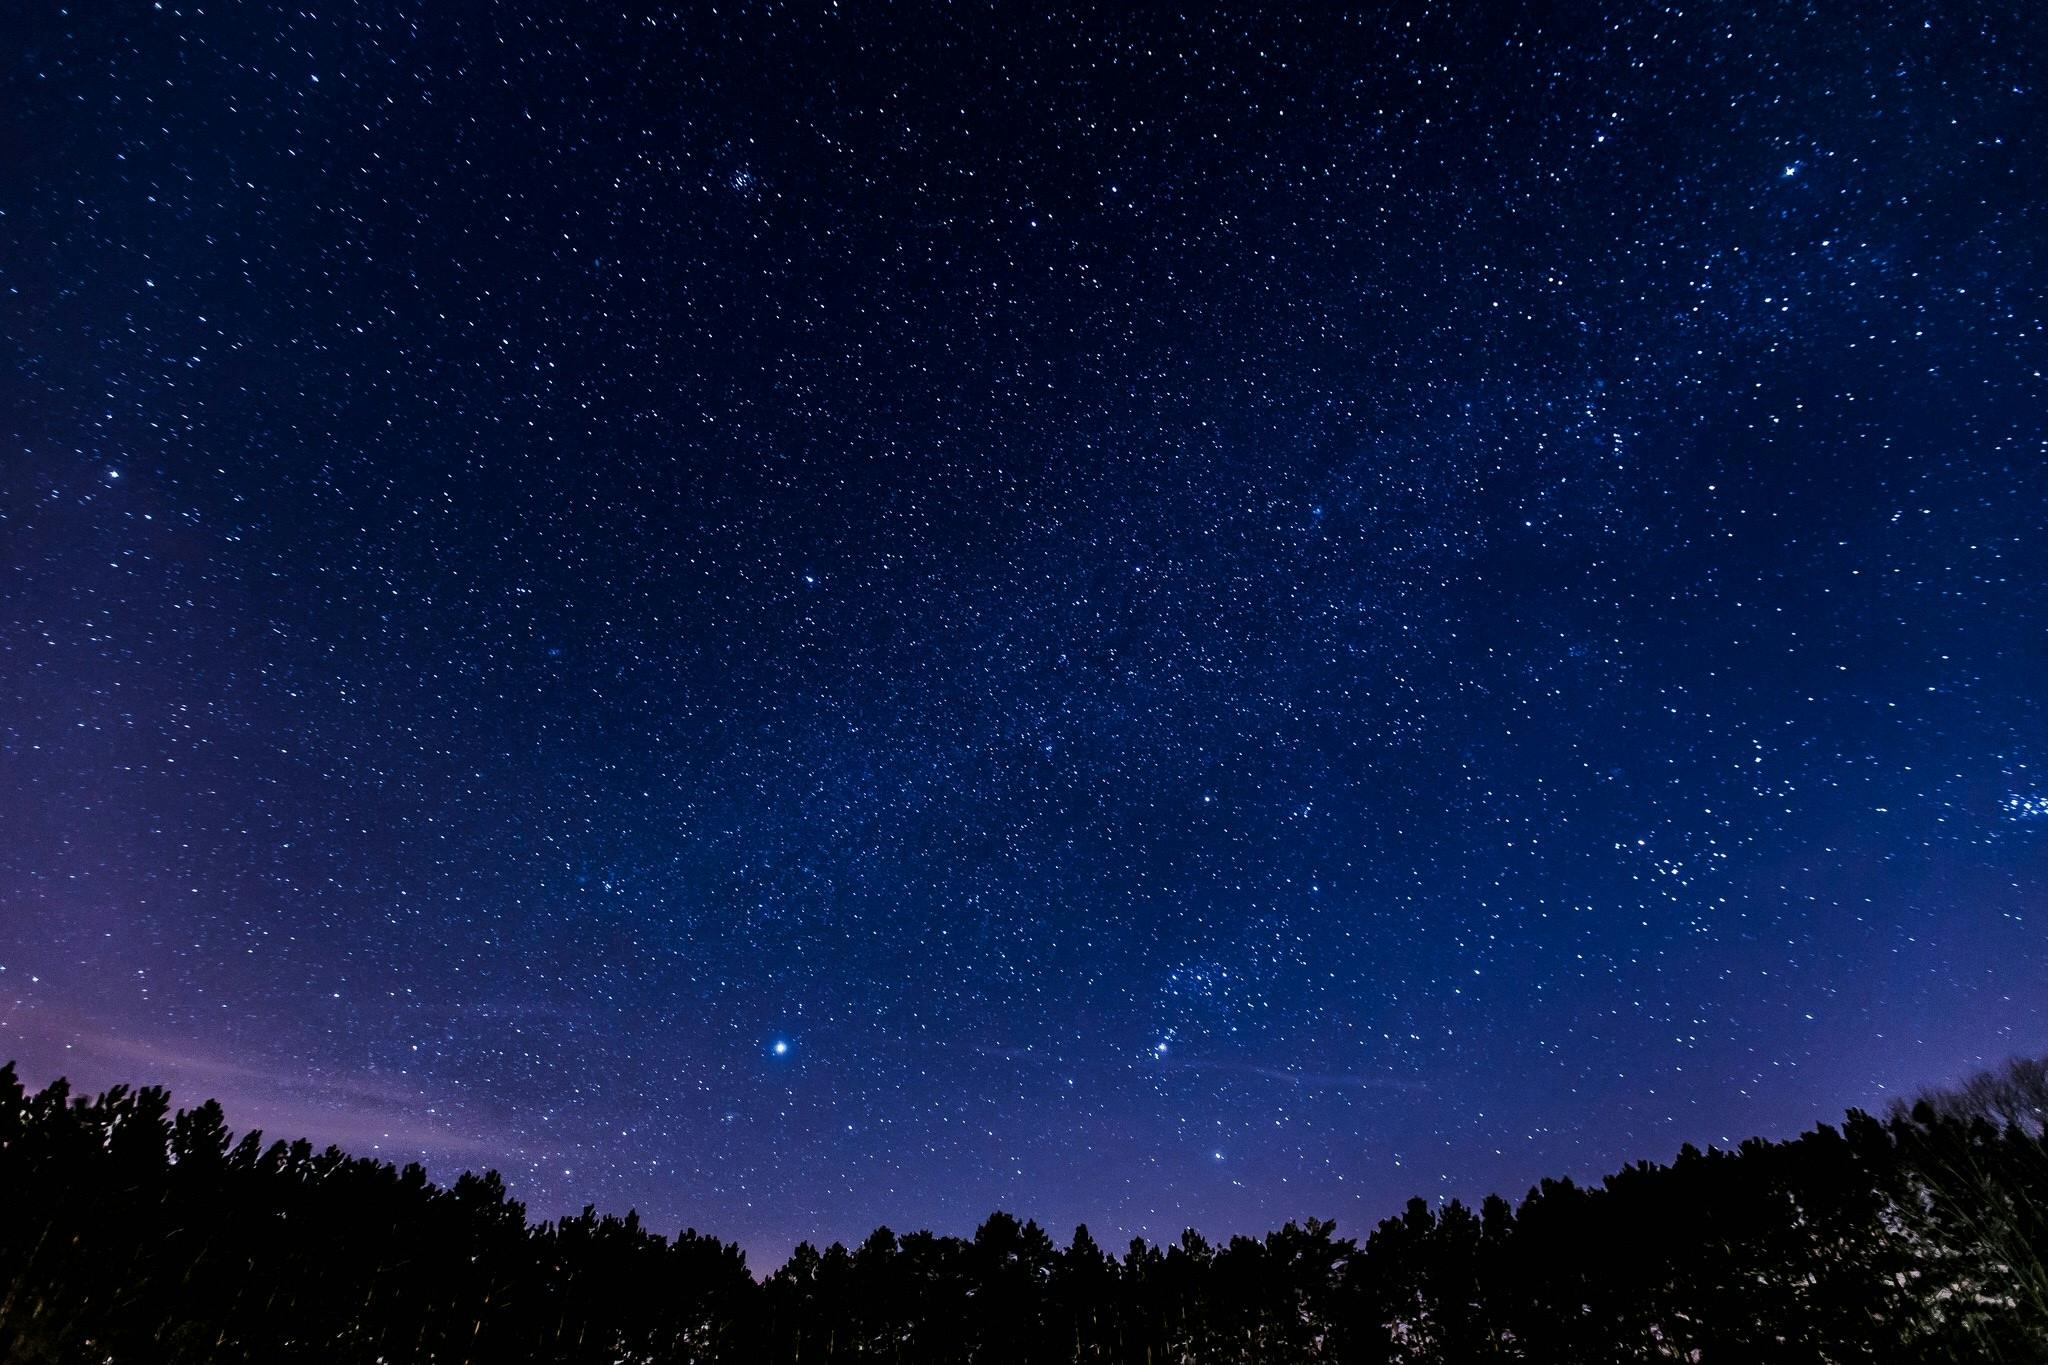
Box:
(2, 1055, 2044, 1362)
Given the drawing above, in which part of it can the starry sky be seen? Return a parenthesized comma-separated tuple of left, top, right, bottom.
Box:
(4, 3, 2045, 1266)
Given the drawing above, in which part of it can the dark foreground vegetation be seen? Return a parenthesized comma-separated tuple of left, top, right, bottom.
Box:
(1, 1058, 2043, 1363)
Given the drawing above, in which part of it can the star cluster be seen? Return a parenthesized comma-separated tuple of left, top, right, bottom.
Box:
(3, 3, 2044, 1264)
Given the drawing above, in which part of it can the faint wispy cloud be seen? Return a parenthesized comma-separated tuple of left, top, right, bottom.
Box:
(1, 1006, 511, 1161)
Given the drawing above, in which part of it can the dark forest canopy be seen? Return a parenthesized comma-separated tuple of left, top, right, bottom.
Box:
(1, 1057, 2043, 1363)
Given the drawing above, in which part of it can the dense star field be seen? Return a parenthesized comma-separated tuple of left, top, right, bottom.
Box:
(2, 3, 2044, 1266)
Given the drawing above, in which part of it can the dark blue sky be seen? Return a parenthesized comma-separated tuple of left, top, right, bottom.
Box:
(4, 2, 2044, 1268)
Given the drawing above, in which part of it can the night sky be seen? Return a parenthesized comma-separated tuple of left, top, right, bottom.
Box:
(4, 3, 2045, 1267)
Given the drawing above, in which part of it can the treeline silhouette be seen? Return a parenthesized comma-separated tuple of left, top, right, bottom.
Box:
(1, 1057, 2043, 1363)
